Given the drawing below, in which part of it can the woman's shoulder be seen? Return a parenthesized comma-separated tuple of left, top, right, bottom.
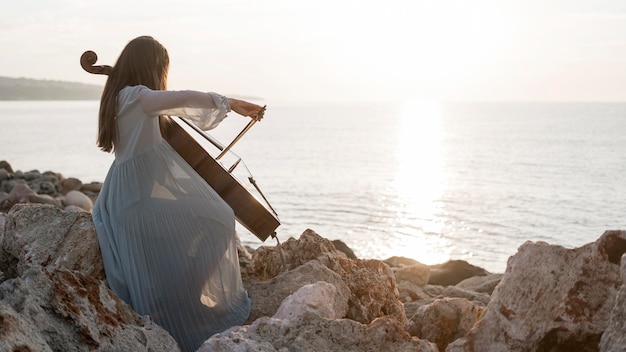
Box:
(117, 86, 154, 115)
(120, 85, 150, 96)
(118, 85, 151, 104)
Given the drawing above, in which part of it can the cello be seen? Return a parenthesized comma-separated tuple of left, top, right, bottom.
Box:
(80, 50, 280, 242)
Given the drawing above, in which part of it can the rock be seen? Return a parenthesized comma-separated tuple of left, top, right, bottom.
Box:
(599, 253, 626, 351)
(1, 204, 104, 279)
(37, 180, 57, 195)
(41, 171, 61, 184)
(428, 259, 489, 286)
(0, 204, 180, 351)
(0, 211, 5, 251)
(404, 300, 436, 320)
(7, 182, 34, 198)
(440, 285, 490, 306)
(397, 280, 432, 303)
(273, 281, 349, 320)
(199, 313, 438, 352)
(1, 182, 33, 211)
(65, 204, 89, 212)
(384, 256, 422, 268)
(406, 297, 484, 351)
(29, 193, 62, 208)
(245, 259, 349, 323)
(0, 266, 180, 352)
(64, 189, 93, 211)
(0, 169, 10, 182)
(23, 170, 41, 181)
(447, 230, 626, 352)
(322, 255, 407, 325)
(0, 183, 62, 211)
(0, 160, 14, 173)
(393, 262, 431, 287)
(332, 239, 357, 259)
(455, 273, 503, 295)
(248, 229, 407, 325)
(81, 182, 103, 193)
(0, 178, 22, 194)
(60, 177, 83, 195)
(250, 228, 338, 280)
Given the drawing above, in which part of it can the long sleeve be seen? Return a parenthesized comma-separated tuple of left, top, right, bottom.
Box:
(138, 87, 231, 130)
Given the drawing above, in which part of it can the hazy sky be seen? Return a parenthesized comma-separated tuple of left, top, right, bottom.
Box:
(3, 0, 626, 103)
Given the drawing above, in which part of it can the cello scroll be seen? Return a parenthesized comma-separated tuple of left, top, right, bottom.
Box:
(80, 50, 113, 76)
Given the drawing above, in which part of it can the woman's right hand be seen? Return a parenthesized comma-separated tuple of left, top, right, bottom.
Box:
(228, 98, 266, 121)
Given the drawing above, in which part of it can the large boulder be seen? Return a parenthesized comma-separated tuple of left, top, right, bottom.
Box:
(406, 297, 484, 351)
(1, 204, 103, 279)
(428, 259, 489, 286)
(248, 229, 406, 324)
(245, 259, 349, 323)
(447, 230, 626, 351)
(0, 204, 180, 351)
(599, 253, 626, 351)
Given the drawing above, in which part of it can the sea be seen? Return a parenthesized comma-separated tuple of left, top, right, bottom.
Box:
(1, 100, 625, 274)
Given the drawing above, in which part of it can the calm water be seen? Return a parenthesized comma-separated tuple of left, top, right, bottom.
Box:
(1, 100, 625, 273)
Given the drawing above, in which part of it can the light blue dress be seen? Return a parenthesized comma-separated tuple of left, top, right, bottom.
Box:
(92, 85, 250, 352)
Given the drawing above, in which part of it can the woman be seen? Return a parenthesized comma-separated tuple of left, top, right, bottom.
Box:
(91, 36, 263, 351)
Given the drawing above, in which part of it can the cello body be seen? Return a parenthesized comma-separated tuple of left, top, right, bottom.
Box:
(162, 117, 280, 242)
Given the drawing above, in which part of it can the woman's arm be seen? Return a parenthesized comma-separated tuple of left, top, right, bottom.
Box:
(139, 89, 224, 116)
(138, 88, 265, 130)
(138, 88, 230, 130)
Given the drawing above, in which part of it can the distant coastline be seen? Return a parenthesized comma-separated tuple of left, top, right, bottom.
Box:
(0, 76, 102, 100)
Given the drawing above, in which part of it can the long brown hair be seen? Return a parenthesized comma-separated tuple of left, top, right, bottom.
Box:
(98, 36, 170, 152)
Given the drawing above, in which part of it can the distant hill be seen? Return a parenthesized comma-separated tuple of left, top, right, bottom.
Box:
(0, 76, 103, 100)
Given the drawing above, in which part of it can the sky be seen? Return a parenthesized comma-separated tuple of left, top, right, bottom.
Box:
(3, 0, 626, 103)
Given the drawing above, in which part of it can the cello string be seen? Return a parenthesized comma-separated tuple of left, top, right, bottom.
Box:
(175, 115, 279, 217)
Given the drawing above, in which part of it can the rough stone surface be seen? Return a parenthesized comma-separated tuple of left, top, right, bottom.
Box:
(64, 189, 94, 211)
(0, 266, 180, 351)
(0, 205, 181, 352)
(1, 204, 104, 279)
(599, 253, 626, 351)
(245, 259, 349, 323)
(199, 313, 438, 352)
(59, 177, 83, 195)
(250, 228, 338, 280)
(397, 280, 432, 303)
(428, 259, 489, 286)
(322, 254, 407, 325)
(406, 297, 484, 351)
(393, 261, 431, 287)
(455, 273, 503, 295)
(447, 230, 626, 352)
(273, 281, 349, 320)
(248, 229, 407, 325)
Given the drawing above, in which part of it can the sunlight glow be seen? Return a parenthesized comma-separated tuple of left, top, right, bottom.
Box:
(388, 100, 450, 264)
(394, 100, 445, 216)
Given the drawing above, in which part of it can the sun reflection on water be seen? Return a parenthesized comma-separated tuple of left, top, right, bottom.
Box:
(385, 100, 450, 264)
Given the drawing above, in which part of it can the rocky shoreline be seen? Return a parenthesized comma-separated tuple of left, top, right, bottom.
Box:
(1, 160, 625, 351)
